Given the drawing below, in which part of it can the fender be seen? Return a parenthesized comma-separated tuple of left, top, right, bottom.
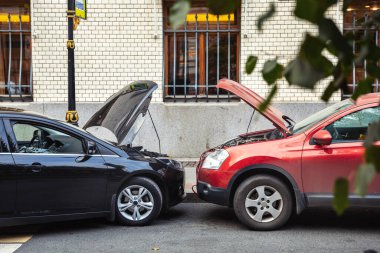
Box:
(226, 164, 306, 214)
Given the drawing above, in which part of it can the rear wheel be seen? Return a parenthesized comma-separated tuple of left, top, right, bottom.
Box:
(116, 177, 162, 226)
(233, 175, 293, 230)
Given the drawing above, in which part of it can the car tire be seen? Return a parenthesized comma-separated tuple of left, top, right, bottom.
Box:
(116, 177, 163, 226)
(233, 175, 293, 231)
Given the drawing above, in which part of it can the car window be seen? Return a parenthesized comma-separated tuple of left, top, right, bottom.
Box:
(11, 121, 85, 154)
(324, 106, 380, 143)
(291, 99, 353, 134)
(0, 121, 5, 152)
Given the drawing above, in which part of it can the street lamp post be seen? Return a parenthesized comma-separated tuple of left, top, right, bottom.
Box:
(66, 0, 79, 125)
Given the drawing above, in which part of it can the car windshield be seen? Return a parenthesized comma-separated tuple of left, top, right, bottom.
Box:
(291, 99, 354, 134)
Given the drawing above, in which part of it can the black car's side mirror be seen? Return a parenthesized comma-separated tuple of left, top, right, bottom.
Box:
(87, 140, 97, 155)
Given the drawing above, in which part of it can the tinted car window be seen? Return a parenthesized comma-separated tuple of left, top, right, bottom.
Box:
(11, 121, 85, 154)
(324, 106, 380, 142)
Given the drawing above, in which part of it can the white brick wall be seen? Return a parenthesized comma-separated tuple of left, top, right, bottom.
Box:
(240, 0, 343, 103)
(31, 0, 343, 103)
(32, 0, 164, 103)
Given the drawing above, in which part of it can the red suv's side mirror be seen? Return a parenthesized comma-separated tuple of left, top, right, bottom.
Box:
(313, 130, 332, 146)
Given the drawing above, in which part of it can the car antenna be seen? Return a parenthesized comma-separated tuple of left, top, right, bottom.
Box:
(148, 109, 162, 154)
(246, 108, 255, 136)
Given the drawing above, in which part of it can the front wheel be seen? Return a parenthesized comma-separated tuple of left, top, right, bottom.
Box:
(116, 177, 163, 226)
(233, 175, 293, 230)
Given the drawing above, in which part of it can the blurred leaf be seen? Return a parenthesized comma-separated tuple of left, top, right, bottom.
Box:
(245, 56, 258, 74)
(284, 57, 327, 89)
(294, 0, 337, 24)
(285, 34, 333, 89)
(366, 64, 380, 79)
(318, 18, 353, 63)
(259, 84, 278, 112)
(207, 0, 237, 15)
(257, 3, 275, 31)
(351, 77, 374, 100)
(322, 74, 346, 102)
(354, 163, 376, 196)
(262, 59, 283, 85)
(322, 61, 349, 102)
(333, 178, 349, 215)
(169, 0, 191, 29)
(364, 120, 380, 171)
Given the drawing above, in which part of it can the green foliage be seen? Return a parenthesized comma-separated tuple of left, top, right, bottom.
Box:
(333, 178, 349, 215)
(169, 0, 190, 30)
(294, 0, 337, 24)
(352, 78, 375, 100)
(262, 59, 284, 85)
(257, 3, 275, 31)
(259, 84, 277, 112)
(354, 164, 376, 196)
(245, 56, 258, 74)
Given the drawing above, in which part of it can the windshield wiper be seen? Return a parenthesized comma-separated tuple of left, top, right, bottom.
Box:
(282, 115, 295, 129)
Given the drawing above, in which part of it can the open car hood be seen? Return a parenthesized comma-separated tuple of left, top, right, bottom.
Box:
(217, 79, 290, 134)
(83, 81, 157, 145)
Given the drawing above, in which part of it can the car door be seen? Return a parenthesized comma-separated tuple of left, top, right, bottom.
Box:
(4, 119, 110, 217)
(302, 105, 380, 205)
(0, 118, 17, 217)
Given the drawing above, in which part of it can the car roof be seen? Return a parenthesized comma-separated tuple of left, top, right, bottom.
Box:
(356, 92, 380, 105)
(0, 107, 50, 119)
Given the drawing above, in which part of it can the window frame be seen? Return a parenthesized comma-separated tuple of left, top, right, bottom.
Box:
(6, 119, 89, 155)
(0, 0, 33, 102)
(162, 0, 241, 102)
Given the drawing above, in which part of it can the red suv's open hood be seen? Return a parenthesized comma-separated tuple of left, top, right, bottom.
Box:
(217, 79, 289, 134)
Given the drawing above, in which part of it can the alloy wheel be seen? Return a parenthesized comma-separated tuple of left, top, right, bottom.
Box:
(117, 185, 154, 221)
(245, 185, 283, 223)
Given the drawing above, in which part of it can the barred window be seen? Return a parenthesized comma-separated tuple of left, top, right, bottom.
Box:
(163, 1, 240, 102)
(0, 0, 32, 101)
(343, 0, 380, 99)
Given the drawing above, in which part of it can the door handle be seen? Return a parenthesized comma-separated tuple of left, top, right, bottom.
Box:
(30, 162, 42, 173)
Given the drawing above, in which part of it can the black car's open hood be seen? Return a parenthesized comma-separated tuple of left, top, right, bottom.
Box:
(83, 81, 157, 145)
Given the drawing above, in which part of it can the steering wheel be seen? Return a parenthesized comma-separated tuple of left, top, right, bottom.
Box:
(29, 130, 43, 149)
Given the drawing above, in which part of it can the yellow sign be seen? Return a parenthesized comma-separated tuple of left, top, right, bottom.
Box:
(186, 13, 235, 23)
(75, 0, 87, 20)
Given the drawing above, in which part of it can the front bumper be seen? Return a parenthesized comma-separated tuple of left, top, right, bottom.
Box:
(164, 162, 186, 208)
(197, 181, 229, 206)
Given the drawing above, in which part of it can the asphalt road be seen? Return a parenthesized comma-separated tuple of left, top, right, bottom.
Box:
(6, 203, 380, 253)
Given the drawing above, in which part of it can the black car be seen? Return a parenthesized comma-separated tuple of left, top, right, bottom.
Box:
(0, 81, 185, 227)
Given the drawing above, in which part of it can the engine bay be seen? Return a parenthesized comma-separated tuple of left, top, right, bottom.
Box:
(217, 129, 284, 148)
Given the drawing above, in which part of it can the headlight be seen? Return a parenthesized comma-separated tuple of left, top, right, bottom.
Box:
(202, 149, 229, 170)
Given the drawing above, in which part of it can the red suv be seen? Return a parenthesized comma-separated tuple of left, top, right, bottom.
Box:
(196, 79, 380, 230)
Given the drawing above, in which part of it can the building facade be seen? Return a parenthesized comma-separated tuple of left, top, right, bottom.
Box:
(0, 0, 378, 157)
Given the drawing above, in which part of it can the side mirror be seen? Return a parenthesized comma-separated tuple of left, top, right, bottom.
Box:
(87, 140, 97, 155)
(312, 130, 332, 146)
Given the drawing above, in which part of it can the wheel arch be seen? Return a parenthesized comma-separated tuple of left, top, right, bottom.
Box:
(227, 164, 306, 214)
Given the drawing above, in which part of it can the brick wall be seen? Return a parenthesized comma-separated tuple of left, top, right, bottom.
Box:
(31, 0, 343, 103)
(31, 0, 164, 103)
(240, 0, 343, 102)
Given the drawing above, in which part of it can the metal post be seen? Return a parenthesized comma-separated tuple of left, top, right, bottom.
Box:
(18, 12, 23, 99)
(352, 12, 356, 96)
(66, 0, 79, 125)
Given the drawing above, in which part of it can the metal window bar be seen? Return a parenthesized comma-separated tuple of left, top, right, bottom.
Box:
(184, 20, 187, 102)
(195, 13, 198, 102)
(206, 11, 209, 102)
(343, 11, 380, 99)
(164, 10, 240, 102)
(0, 11, 32, 101)
(216, 14, 220, 102)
